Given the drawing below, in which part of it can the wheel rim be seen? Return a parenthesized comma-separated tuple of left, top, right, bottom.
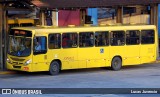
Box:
(51, 64, 58, 72)
(114, 60, 119, 68)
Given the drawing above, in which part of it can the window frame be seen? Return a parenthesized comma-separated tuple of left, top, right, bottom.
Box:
(95, 31, 109, 47)
(33, 36, 47, 55)
(79, 32, 94, 48)
(48, 33, 61, 49)
(141, 30, 155, 44)
(62, 32, 78, 48)
(110, 30, 125, 46)
(126, 30, 140, 45)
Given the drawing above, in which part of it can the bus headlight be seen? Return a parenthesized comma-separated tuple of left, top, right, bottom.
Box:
(7, 58, 11, 63)
(24, 59, 32, 66)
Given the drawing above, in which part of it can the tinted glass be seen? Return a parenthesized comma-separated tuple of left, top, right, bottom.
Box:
(141, 30, 155, 44)
(34, 36, 47, 54)
(79, 32, 94, 47)
(49, 33, 61, 49)
(126, 30, 140, 45)
(110, 31, 125, 46)
(10, 29, 32, 37)
(62, 33, 78, 48)
(95, 31, 109, 46)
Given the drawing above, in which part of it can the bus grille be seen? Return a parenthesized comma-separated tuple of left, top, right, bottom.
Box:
(10, 57, 25, 61)
(12, 62, 23, 65)
(13, 66, 21, 69)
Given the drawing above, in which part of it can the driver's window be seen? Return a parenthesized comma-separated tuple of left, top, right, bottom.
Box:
(34, 36, 47, 54)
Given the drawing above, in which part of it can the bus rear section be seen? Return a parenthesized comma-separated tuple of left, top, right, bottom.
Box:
(109, 29, 157, 69)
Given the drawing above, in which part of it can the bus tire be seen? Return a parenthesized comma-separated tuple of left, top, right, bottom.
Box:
(111, 57, 122, 71)
(49, 61, 60, 75)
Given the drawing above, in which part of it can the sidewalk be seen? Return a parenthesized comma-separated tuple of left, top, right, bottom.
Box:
(156, 58, 160, 63)
(0, 70, 16, 75)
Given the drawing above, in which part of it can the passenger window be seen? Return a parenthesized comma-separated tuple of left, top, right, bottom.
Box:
(95, 31, 109, 46)
(48, 33, 61, 49)
(110, 31, 125, 46)
(126, 30, 140, 45)
(62, 33, 78, 48)
(33, 36, 47, 54)
(79, 32, 94, 47)
(141, 30, 155, 44)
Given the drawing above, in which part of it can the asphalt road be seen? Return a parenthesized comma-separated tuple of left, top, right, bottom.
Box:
(0, 63, 160, 97)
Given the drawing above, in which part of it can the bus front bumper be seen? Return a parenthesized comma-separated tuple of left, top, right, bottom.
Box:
(7, 62, 32, 72)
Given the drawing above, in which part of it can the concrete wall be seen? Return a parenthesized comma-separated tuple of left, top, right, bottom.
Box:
(98, 14, 150, 24)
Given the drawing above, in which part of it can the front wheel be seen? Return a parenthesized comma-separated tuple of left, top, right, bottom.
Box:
(49, 61, 60, 75)
(111, 57, 122, 71)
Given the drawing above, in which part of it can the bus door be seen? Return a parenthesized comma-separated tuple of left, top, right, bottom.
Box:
(32, 36, 48, 71)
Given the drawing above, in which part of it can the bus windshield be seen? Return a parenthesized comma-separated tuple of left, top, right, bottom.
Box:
(8, 29, 32, 57)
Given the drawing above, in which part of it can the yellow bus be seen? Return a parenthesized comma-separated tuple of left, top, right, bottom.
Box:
(7, 24, 158, 75)
(8, 19, 34, 29)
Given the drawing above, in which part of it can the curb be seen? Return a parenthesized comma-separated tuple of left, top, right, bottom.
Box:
(156, 60, 160, 63)
(0, 71, 16, 75)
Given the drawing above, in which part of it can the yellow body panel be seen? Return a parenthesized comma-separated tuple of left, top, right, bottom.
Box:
(7, 24, 158, 72)
(123, 45, 140, 65)
(8, 18, 35, 30)
(61, 48, 78, 69)
(18, 19, 34, 24)
(32, 54, 49, 71)
(8, 19, 34, 25)
(140, 44, 156, 63)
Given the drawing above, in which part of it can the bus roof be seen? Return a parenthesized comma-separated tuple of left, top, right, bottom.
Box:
(11, 24, 156, 34)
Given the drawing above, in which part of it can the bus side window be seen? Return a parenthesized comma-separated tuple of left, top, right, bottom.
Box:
(95, 31, 109, 46)
(110, 31, 125, 46)
(126, 30, 140, 45)
(34, 36, 47, 54)
(49, 33, 61, 49)
(141, 30, 155, 44)
(62, 33, 78, 48)
(79, 32, 94, 47)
